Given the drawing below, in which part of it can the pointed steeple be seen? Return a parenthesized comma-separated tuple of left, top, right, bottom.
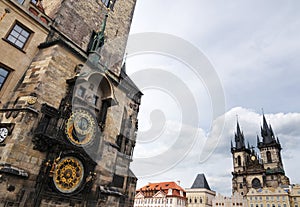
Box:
(257, 135, 260, 146)
(269, 125, 274, 136)
(235, 120, 245, 149)
(261, 113, 275, 144)
(262, 113, 268, 131)
(277, 137, 280, 144)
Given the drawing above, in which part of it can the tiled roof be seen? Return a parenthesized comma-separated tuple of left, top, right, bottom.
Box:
(139, 181, 185, 192)
(137, 181, 186, 198)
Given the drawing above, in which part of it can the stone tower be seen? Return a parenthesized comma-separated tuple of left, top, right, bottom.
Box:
(257, 114, 290, 188)
(231, 116, 289, 196)
(0, 0, 141, 206)
(231, 121, 264, 196)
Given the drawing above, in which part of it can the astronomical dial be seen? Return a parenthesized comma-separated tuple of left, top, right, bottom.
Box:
(53, 156, 84, 194)
(65, 110, 96, 146)
(0, 127, 8, 143)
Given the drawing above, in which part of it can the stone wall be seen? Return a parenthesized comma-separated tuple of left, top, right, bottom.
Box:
(43, 0, 137, 76)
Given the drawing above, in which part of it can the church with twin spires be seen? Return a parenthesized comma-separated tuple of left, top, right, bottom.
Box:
(231, 114, 290, 196)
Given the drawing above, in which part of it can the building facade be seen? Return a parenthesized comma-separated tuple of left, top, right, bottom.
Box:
(0, 0, 51, 108)
(0, 0, 141, 206)
(212, 192, 248, 207)
(246, 187, 290, 207)
(245, 185, 300, 207)
(186, 174, 216, 207)
(134, 182, 187, 207)
(289, 185, 300, 207)
(231, 115, 290, 196)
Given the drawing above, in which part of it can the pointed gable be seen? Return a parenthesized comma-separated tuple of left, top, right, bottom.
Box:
(153, 190, 166, 198)
(135, 191, 145, 199)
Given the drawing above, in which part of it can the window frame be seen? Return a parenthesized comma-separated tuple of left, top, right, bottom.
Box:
(5, 21, 32, 50)
(100, 0, 116, 10)
(0, 64, 12, 91)
(16, 0, 25, 5)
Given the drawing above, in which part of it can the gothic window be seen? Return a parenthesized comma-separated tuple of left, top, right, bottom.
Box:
(239, 183, 243, 189)
(267, 151, 272, 163)
(0, 66, 10, 91)
(237, 155, 242, 166)
(252, 178, 262, 189)
(6, 22, 31, 49)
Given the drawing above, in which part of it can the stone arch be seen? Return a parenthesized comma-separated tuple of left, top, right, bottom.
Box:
(86, 72, 115, 102)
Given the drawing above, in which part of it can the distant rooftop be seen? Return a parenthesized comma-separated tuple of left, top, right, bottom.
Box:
(139, 181, 185, 192)
(191, 174, 211, 190)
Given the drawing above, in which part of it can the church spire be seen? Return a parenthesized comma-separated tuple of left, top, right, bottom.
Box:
(235, 120, 245, 149)
(261, 113, 275, 144)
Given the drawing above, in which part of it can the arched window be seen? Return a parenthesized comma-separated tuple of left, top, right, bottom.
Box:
(239, 183, 243, 189)
(267, 151, 272, 163)
(237, 156, 242, 166)
(195, 198, 197, 203)
(252, 178, 262, 189)
(200, 198, 203, 203)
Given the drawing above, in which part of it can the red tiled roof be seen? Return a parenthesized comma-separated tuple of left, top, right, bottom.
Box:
(137, 181, 186, 198)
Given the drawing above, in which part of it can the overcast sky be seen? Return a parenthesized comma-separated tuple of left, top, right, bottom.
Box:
(125, 1, 300, 196)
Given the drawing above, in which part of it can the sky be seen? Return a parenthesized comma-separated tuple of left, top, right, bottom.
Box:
(125, 1, 300, 196)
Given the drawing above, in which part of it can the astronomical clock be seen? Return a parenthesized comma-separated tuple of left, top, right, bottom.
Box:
(33, 75, 102, 201)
